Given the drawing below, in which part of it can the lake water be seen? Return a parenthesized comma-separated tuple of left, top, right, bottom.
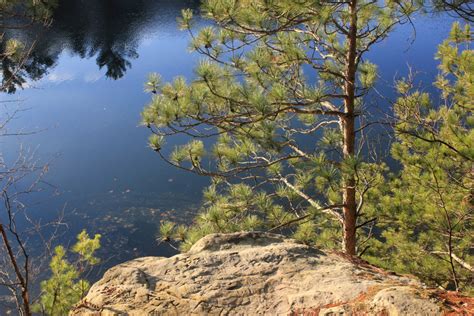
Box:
(0, 0, 457, 270)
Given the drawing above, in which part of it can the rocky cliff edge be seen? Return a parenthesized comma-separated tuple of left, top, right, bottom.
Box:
(71, 232, 473, 315)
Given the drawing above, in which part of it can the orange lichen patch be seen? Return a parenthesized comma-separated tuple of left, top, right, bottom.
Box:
(288, 307, 320, 315)
(72, 299, 102, 313)
(350, 285, 393, 315)
(435, 290, 474, 315)
(289, 285, 389, 316)
(353, 285, 387, 303)
(288, 300, 347, 315)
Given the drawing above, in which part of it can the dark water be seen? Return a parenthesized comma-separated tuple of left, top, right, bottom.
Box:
(0, 1, 456, 269)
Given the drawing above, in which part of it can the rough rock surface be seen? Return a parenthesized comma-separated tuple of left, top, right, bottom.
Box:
(71, 232, 451, 315)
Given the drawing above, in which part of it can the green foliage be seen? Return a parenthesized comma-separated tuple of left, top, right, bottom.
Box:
(72, 230, 101, 265)
(143, 0, 417, 255)
(158, 220, 175, 242)
(144, 0, 472, 294)
(0, 0, 56, 19)
(0, 0, 58, 92)
(293, 221, 318, 245)
(144, 73, 162, 93)
(358, 61, 378, 89)
(148, 134, 165, 151)
(33, 230, 101, 315)
(364, 23, 473, 293)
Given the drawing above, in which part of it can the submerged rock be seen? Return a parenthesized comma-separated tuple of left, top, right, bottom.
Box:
(71, 232, 465, 315)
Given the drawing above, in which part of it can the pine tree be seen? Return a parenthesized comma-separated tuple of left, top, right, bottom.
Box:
(143, 0, 420, 255)
(33, 230, 101, 315)
(364, 22, 473, 293)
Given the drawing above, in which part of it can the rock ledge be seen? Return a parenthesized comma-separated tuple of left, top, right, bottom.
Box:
(71, 232, 459, 315)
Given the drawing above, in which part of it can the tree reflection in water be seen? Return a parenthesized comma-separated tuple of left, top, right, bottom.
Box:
(1, 0, 199, 92)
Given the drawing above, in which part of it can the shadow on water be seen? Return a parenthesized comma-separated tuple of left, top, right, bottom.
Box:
(1, 0, 200, 91)
(1, 0, 205, 280)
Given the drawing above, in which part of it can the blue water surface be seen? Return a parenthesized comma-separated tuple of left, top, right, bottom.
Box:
(0, 1, 457, 267)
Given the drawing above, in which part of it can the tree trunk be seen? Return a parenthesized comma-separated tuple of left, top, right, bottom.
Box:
(0, 223, 31, 315)
(342, 0, 358, 256)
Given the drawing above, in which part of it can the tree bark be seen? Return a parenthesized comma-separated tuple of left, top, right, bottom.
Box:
(0, 223, 31, 316)
(341, 0, 358, 256)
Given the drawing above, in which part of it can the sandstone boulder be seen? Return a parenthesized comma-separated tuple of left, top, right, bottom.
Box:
(71, 232, 465, 315)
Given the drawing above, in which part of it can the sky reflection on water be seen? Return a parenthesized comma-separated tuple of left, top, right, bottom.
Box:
(0, 1, 456, 266)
